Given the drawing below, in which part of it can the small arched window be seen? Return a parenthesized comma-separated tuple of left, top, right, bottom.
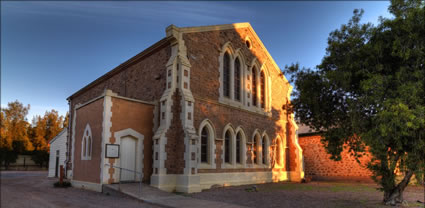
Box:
(252, 67, 257, 107)
(82, 124, 92, 160)
(223, 52, 231, 98)
(224, 130, 231, 163)
(234, 58, 241, 101)
(201, 127, 209, 163)
(236, 132, 242, 164)
(260, 71, 265, 109)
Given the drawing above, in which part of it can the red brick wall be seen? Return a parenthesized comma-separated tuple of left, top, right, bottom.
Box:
(109, 97, 154, 182)
(299, 134, 372, 180)
(73, 98, 104, 183)
(164, 90, 186, 174)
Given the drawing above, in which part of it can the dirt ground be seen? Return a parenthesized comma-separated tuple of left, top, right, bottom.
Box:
(1, 171, 423, 208)
(189, 181, 425, 208)
(0, 171, 161, 208)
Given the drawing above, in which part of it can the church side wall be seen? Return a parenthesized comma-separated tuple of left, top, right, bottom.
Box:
(67, 44, 171, 173)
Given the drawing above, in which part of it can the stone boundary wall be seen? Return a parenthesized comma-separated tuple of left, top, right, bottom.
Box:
(299, 134, 372, 181)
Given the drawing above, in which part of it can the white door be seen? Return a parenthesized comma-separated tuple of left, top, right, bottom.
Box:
(120, 136, 137, 181)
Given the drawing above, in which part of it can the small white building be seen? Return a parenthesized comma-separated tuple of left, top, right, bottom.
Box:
(48, 129, 67, 177)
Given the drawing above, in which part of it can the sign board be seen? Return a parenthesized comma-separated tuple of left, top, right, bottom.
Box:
(105, 144, 119, 158)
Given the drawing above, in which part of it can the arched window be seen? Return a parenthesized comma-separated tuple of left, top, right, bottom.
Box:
(252, 67, 257, 107)
(236, 132, 242, 164)
(253, 135, 258, 164)
(260, 71, 265, 109)
(262, 136, 266, 164)
(88, 136, 92, 157)
(224, 130, 231, 163)
(223, 52, 231, 98)
(82, 124, 92, 160)
(201, 127, 209, 163)
(234, 58, 241, 101)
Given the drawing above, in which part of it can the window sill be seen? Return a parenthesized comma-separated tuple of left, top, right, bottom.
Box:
(218, 97, 271, 117)
(199, 163, 215, 169)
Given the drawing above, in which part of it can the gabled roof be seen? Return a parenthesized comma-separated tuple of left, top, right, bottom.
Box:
(49, 128, 67, 144)
(177, 23, 287, 82)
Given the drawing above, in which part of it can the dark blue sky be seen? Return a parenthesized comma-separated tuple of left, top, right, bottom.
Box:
(1, 1, 391, 120)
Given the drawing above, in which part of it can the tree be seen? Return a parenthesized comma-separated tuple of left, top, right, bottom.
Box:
(285, 0, 424, 205)
(30, 110, 64, 167)
(44, 110, 63, 142)
(0, 101, 33, 168)
(63, 111, 69, 128)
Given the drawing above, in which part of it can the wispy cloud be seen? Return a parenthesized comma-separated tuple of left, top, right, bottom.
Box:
(2, 1, 254, 25)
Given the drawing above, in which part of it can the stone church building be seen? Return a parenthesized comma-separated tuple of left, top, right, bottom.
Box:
(65, 23, 304, 193)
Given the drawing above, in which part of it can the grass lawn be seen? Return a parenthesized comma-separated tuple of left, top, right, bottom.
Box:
(189, 181, 424, 208)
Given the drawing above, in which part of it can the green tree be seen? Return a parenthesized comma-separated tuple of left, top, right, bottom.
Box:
(285, 0, 424, 205)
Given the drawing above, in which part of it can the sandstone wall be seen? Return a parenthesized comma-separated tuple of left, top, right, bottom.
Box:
(299, 134, 372, 181)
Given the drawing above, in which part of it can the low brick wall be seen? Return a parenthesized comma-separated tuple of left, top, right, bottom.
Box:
(299, 134, 372, 182)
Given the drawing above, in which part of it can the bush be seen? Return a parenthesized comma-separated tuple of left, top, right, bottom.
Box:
(53, 181, 71, 188)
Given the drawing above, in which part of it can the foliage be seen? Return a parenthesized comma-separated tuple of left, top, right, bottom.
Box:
(0, 100, 68, 169)
(31, 150, 50, 168)
(285, 0, 424, 205)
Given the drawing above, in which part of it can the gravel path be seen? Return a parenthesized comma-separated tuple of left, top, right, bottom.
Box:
(189, 181, 425, 208)
(1, 171, 161, 208)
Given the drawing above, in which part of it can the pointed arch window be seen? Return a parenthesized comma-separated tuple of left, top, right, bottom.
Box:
(252, 67, 257, 107)
(224, 130, 231, 163)
(236, 132, 242, 164)
(253, 135, 258, 164)
(260, 71, 265, 109)
(262, 137, 266, 164)
(82, 124, 92, 160)
(234, 58, 241, 101)
(223, 52, 231, 98)
(201, 127, 209, 163)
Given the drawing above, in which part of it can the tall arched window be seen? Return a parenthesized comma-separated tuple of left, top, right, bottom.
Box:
(236, 132, 242, 164)
(262, 137, 266, 164)
(234, 58, 241, 101)
(224, 130, 231, 163)
(201, 127, 209, 163)
(260, 71, 265, 109)
(223, 52, 231, 98)
(252, 67, 257, 107)
(253, 135, 258, 164)
(82, 124, 92, 160)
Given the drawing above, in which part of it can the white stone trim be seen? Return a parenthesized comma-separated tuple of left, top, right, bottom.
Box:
(198, 119, 216, 169)
(71, 180, 102, 192)
(70, 106, 77, 180)
(261, 132, 271, 167)
(101, 92, 113, 184)
(113, 128, 145, 182)
(222, 123, 236, 168)
(218, 42, 271, 117)
(178, 22, 291, 85)
(250, 129, 261, 167)
(81, 124, 93, 160)
(234, 126, 247, 168)
(199, 171, 279, 190)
